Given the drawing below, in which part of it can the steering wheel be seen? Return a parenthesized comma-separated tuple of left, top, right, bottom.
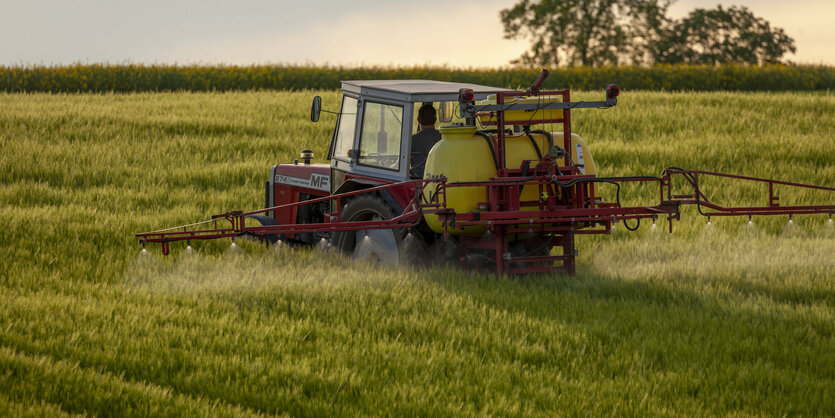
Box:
(365, 152, 399, 168)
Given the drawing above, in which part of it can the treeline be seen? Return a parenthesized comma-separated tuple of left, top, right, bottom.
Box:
(1, 64, 833, 92)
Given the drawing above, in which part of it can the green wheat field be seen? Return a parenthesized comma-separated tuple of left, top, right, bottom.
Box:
(1, 90, 834, 416)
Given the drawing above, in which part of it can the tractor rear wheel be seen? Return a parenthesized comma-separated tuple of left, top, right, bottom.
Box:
(332, 195, 402, 266)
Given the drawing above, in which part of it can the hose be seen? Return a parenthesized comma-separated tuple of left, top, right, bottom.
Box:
(474, 131, 499, 171)
(524, 132, 544, 160)
(623, 218, 641, 231)
(530, 129, 554, 150)
(549, 175, 663, 231)
(663, 166, 709, 217)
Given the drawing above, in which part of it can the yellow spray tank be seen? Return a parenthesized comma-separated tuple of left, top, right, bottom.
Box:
(422, 125, 596, 236)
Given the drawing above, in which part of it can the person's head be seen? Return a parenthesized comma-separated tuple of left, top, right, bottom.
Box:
(417, 103, 437, 128)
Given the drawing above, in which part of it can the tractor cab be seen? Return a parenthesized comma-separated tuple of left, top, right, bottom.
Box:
(320, 80, 516, 194)
(262, 74, 617, 265)
(264, 80, 514, 244)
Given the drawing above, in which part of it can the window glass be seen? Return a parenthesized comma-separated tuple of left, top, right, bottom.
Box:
(332, 96, 358, 160)
(359, 102, 403, 170)
(411, 101, 461, 134)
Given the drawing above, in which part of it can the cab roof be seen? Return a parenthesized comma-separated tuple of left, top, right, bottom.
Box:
(341, 79, 517, 103)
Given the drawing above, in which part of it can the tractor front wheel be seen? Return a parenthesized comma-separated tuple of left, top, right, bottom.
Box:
(332, 195, 402, 266)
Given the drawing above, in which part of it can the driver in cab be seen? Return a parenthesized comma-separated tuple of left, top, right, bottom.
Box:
(410, 103, 442, 178)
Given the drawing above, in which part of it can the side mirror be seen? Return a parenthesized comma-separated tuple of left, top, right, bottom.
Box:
(437, 101, 454, 123)
(605, 84, 619, 107)
(310, 96, 322, 122)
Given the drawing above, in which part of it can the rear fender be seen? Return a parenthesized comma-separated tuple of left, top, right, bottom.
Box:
(333, 179, 406, 214)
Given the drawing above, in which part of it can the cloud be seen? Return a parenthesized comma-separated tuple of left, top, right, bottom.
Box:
(1, 0, 831, 66)
(158, 0, 528, 67)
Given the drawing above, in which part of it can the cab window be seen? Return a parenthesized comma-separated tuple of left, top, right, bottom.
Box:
(358, 102, 403, 171)
(331, 96, 358, 160)
(411, 101, 456, 134)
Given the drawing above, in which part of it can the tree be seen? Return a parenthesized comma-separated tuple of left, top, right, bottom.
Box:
(500, 0, 672, 67)
(653, 6, 796, 65)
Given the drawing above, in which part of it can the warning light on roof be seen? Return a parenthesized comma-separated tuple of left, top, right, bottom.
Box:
(458, 88, 475, 104)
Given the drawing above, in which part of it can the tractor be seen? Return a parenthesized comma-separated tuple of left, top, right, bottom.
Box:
(137, 70, 835, 275)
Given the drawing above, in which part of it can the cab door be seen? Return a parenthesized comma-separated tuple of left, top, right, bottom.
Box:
(330, 96, 414, 191)
(353, 100, 407, 178)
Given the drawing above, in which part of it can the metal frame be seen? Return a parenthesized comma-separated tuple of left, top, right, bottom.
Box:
(139, 162, 834, 272)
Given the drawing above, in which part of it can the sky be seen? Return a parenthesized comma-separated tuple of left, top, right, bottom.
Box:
(1, 0, 832, 67)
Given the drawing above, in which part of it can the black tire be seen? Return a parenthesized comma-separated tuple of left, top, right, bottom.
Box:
(244, 214, 281, 244)
(332, 195, 402, 264)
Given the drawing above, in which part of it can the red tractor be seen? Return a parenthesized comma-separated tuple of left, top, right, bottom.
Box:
(137, 71, 835, 275)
